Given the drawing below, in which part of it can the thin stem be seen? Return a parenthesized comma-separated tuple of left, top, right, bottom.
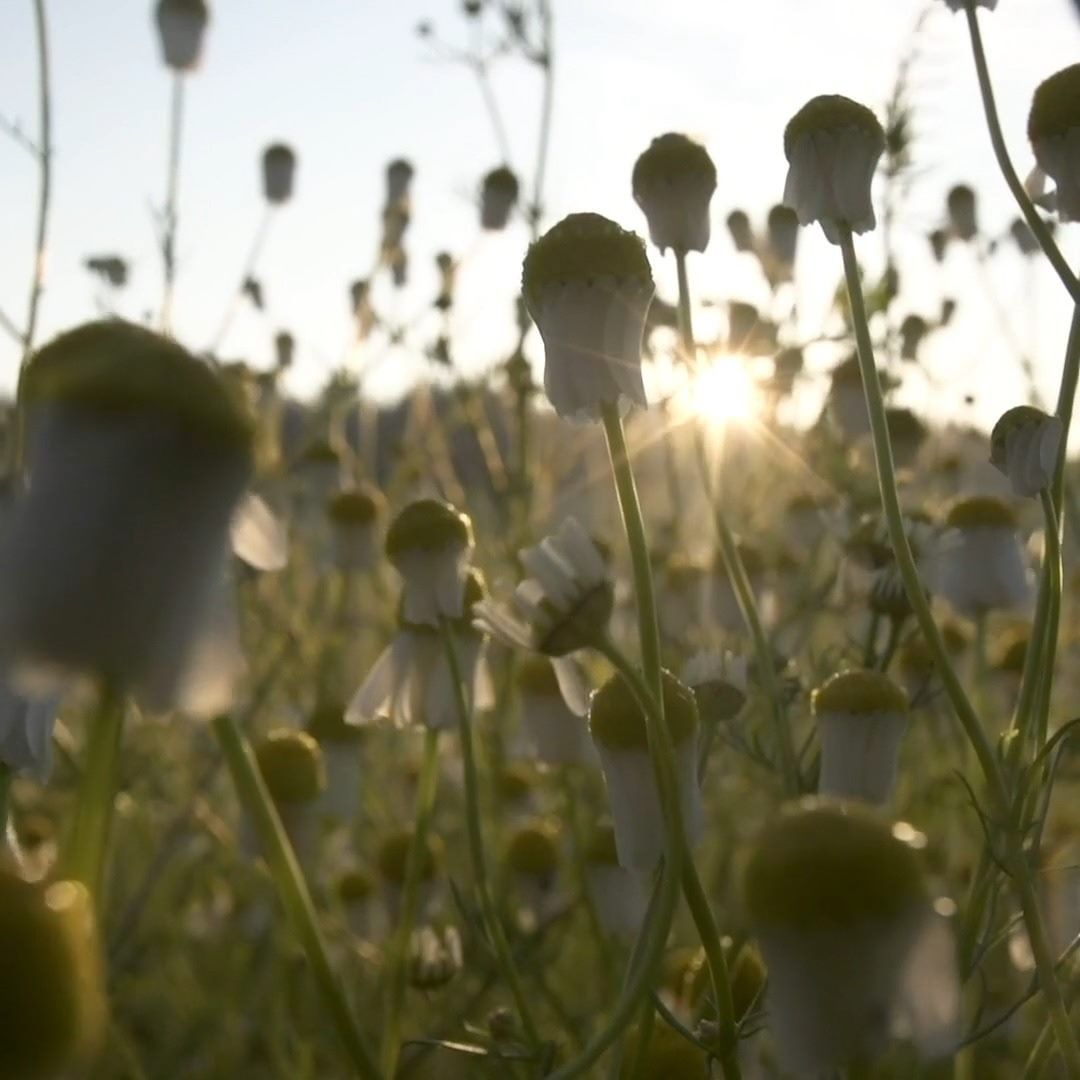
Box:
(161, 74, 185, 334)
(528, 1, 554, 239)
(839, 223, 1080, 1077)
(211, 714, 381, 1080)
(63, 685, 125, 907)
(380, 725, 441, 1079)
(22, 0, 51, 363)
(674, 251, 695, 360)
(962, 1, 1080, 305)
(208, 207, 274, 354)
(439, 622, 543, 1052)
(1033, 491, 1062, 748)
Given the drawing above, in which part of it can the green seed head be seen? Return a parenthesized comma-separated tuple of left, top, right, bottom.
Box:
(377, 830, 444, 885)
(385, 499, 473, 562)
(23, 321, 253, 451)
(505, 820, 561, 876)
(744, 798, 928, 929)
(521, 213, 652, 305)
(1029, 64, 1080, 143)
(336, 868, 375, 903)
(784, 95, 885, 161)
(0, 874, 106, 1080)
(589, 669, 698, 751)
(945, 495, 1018, 529)
(326, 485, 383, 525)
(632, 133, 717, 192)
(812, 669, 908, 716)
(253, 729, 326, 805)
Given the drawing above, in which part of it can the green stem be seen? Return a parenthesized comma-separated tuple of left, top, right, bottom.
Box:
(1032, 491, 1062, 749)
(674, 251, 695, 361)
(380, 725, 441, 1078)
(211, 714, 381, 1080)
(962, 1, 1080, 305)
(1024, 1017, 1057, 1078)
(439, 621, 543, 1053)
(64, 685, 125, 906)
(839, 224, 1080, 1078)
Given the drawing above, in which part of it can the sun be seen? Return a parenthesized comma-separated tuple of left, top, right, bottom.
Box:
(679, 355, 761, 427)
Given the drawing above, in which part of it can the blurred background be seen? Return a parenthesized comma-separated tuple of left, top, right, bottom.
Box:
(0, 0, 1078, 429)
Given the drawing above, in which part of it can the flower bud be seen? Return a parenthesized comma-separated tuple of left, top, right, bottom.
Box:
(262, 143, 297, 205)
(989, 405, 1062, 498)
(783, 95, 886, 244)
(408, 924, 463, 990)
(521, 213, 654, 421)
(631, 132, 717, 255)
(480, 166, 519, 230)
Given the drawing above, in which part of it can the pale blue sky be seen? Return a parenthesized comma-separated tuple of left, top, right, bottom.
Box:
(0, 0, 1078, 429)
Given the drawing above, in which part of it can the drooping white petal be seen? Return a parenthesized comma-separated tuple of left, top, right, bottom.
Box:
(230, 493, 288, 571)
(551, 655, 590, 717)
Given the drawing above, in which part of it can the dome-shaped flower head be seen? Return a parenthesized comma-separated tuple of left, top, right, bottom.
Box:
(812, 670, 908, 805)
(0, 873, 106, 1080)
(326, 484, 385, 572)
(155, 0, 209, 73)
(766, 203, 799, 281)
(589, 670, 701, 871)
(0, 321, 253, 714)
(474, 517, 613, 655)
(990, 405, 1063, 499)
(262, 143, 297, 205)
(347, 569, 492, 732)
(480, 165, 520, 230)
(251, 728, 327, 867)
(1029, 65, 1080, 221)
(305, 701, 366, 822)
(726, 209, 756, 252)
(377, 829, 445, 922)
(631, 133, 717, 255)
(682, 649, 748, 724)
(583, 823, 649, 938)
(744, 800, 958, 1073)
(522, 213, 654, 421)
(783, 95, 886, 244)
(514, 655, 596, 765)
(946, 184, 978, 241)
(505, 818, 562, 923)
(935, 496, 1032, 619)
(385, 498, 474, 627)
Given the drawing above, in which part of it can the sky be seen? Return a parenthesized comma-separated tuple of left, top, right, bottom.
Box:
(0, 0, 1079, 432)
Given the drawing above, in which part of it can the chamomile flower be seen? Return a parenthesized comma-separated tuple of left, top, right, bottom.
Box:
(1028, 64, 1080, 221)
(480, 166, 519, 230)
(744, 800, 959, 1073)
(589, 670, 702, 872)
(305, 702, 366, 823)
(782, 95, 886, 244)
(474, 517, 613, 655)
(325, 484, 384, 572)
(251, 729, 326, 869)
(582, 824, 649, 939)
(377, 829, 445, 924)
(154, 0, 209, 72)
(505, 819, 563, 927)
(631, 133, 717, 255)
(0, 321, 253, 714)
(989, 406, 1063, 499)
(262, 143, 296, 205)
(513, 655, 596, 766)
(521, 213, 654, 421)
(812, 670, 908, 805)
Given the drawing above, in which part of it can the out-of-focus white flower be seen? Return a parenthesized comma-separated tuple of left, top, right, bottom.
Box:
(934, 496, 1032, 619)
(347, 570, 492, 732)
(706, 543, 764, 635)
(474, 517, 613, 655)
(408, 924, 464, 990)
(505, 819, 563, 927)
(513, 655, 596, 766)
(946, 184, 978, 241)
(726, 209, 755, 252)
(0, 321, 253, 715)
(589, 670, 701, 872)
(480, 166, 519, 230)
(249, 729, 326, 870)
(765, 203, 799, 282)
(826, 354, 871, 439)
(230, 492, 288, 571)
(584, 825, 650, 940)
(900, 314, 929, 361)
(887, 407, 928, 470)
(385, 499, 473, 627)
(155, 0, 209, 73)
(785, 492, 834, 550)
(0, 683, 57, 783)
(657, 558, 707, 642)
(812, 670, 908, 805)
(336, 868, 380, 941)
(782, 95, 886, 244)
(521, 213, 654, 422)
(305, 703, 366, 823)
(631, 132, 717, 255)
(325, 485, 384, 572)
(989, 406, 1063, 499)
(377, 829, 444, 924)
(682, 649, 748, 728)
(262, 143, 296, 205)
(744, 800, 959, 1074)
(1028, 65, 1080, 221)
(386, 158, 415, 207)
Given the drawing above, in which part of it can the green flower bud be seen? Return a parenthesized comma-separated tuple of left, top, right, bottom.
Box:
(811, 670, 908, 717)
(253, 729, 326, 805)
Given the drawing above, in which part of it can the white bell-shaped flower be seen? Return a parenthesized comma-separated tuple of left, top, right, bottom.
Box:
(480, 166, 519, 231)
(305, 703, 366, 823)
(0, 321, 253, 714)
(583, 825, 649, 940)
(325, 485, 384, 572)
(812, 670, 908, 806)
(513, 655, 596, 766)
(522, 213, 654, 422)
(744, 800, 959, 1074)
(782, 95, 886, 245)
(989, 405, 1063, 499)
(154, 0, 209, 73)
(631, 132, 717, 255)
(589, 670, 702, 872)
(474, 517, 613, 655)
(1029, 65, 1080, 222)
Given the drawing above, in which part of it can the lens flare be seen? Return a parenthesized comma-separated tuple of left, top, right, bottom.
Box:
(681, 355, 760, 426)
